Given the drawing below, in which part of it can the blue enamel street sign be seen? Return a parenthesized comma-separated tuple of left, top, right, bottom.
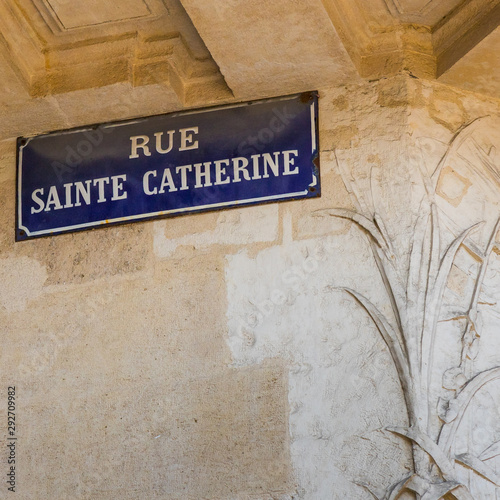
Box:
(16, 92, 319, 240)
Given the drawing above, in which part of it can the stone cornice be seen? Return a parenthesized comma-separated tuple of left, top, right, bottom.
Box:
(321, 0, 500, 78)
(0, 0, 231, 104)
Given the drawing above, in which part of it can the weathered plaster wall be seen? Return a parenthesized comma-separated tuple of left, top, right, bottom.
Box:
(2, 74, 500, 499)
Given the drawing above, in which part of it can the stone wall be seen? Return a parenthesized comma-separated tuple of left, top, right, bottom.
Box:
(2, 74, 500, 498)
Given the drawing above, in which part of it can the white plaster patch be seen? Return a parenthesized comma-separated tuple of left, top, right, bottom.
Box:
(225, 229, 410, 497)
(153, 204, 279, 258)
(0, 257, 47, 312)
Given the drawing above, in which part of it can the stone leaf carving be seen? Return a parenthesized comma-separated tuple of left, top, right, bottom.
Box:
(317, 116, 500, 499)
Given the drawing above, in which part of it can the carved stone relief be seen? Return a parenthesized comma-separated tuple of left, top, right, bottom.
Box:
(225, 81, 500, 498)
(318, 117, 500, 498)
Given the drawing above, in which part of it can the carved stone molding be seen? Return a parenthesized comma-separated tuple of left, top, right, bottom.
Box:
(42, 0, 155, 30)
(320, 0, 500, 79)
(384, 0, 462, 23)
(0, 0, 230, 104)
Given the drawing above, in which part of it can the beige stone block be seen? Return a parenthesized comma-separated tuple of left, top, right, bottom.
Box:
(153, 205, 279, 258)
(47, 0, 152, 29)
(0, 256, 47, 312)
(27, 224, 153, 286)
(0, 178, 154, 286)
(0, 248, 292, 499)
(180, 0, 359, 98)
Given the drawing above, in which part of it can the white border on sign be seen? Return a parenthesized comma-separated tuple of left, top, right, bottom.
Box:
(17, 94, 319, 238)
